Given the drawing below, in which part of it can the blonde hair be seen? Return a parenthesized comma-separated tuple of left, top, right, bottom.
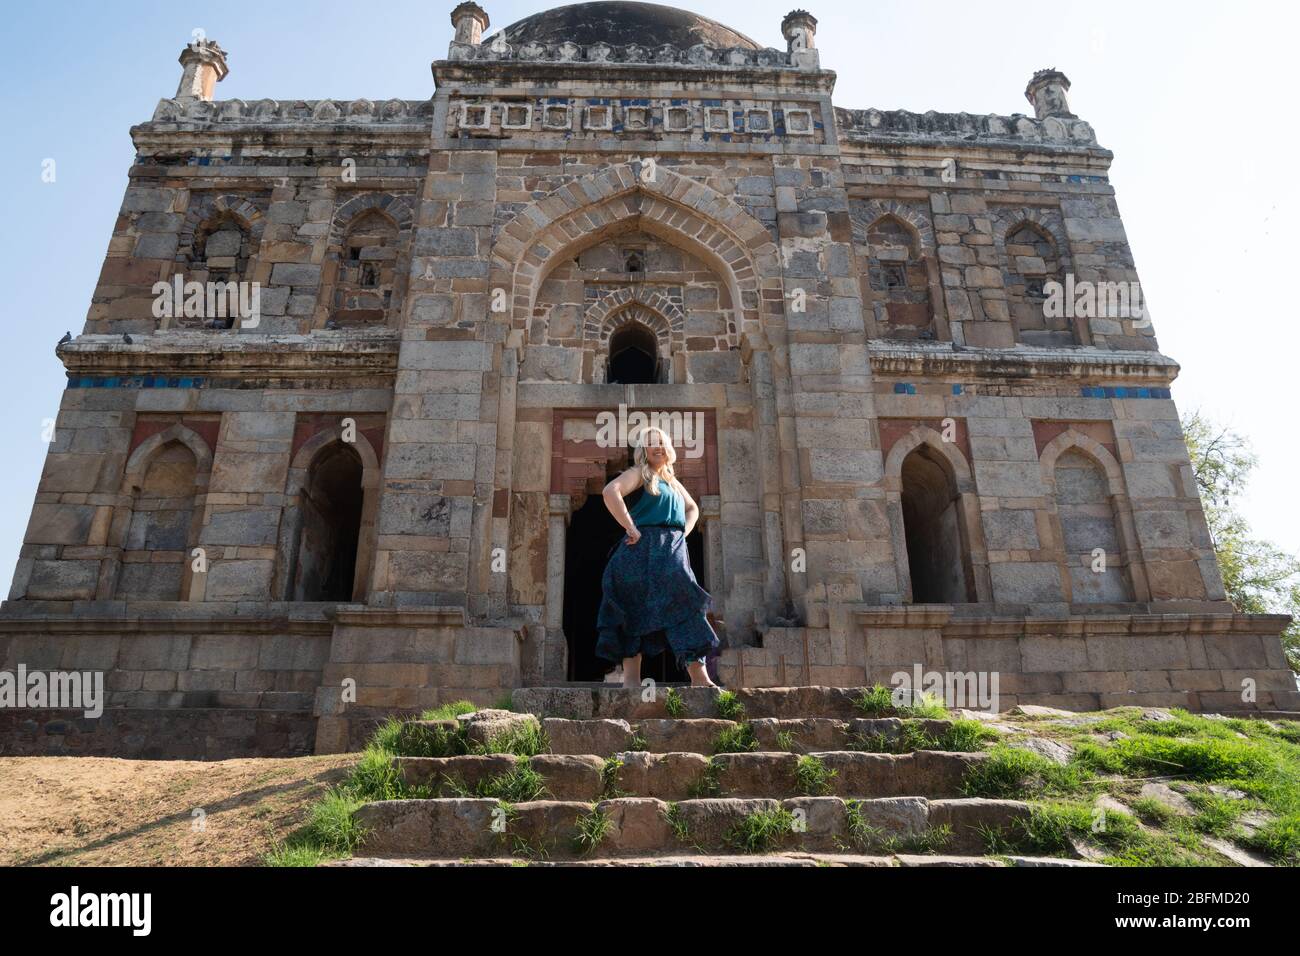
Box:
(634, 427, 679, 497)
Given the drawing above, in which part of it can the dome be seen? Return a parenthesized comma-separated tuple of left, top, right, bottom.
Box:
(490, 2, 762, 50)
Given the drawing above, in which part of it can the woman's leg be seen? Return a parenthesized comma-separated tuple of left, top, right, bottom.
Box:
(622, 654, 642, 690)
(687, 659, 718, 689)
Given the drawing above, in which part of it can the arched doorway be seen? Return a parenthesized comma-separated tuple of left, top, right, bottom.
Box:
(900, 444, 974, 604)
(292, 442, 364, 602)
(562, 477, 708, 683)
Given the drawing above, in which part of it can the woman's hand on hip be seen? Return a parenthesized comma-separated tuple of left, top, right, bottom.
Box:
(625, 526, 642, 546)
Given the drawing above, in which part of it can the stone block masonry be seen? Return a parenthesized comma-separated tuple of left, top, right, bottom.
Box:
(1, 4, 1293, 758)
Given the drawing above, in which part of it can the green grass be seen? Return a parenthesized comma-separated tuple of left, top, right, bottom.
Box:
(664, 688, 686, 719)
(727, 808, 795, 854)
(471, 722, 550, 758)
(900, 693, 950, 720)
(1243, 817, 1300, 864)
(601, 758, 626, 799)
(854, 686, 895, 717)
(961, 745, 1093, 799)
(851, 718, 996, 755)
(688, 760, 725, 799)
(715, 691, 746, 722)
(712, 723, 759, 755)
(471, 760, 549, 803)
(574, 809, 611, 857)
(665, 803, 693, 845)
(853, 685, 950, 719)
(966, 707, 1300, 866)
(422, 701, 478, 721)
(795, 756, 837, 797)
(775, 730, 798, 753)
(840, 799, 883, 852)
(884, 823, 952, 856)
(263, 754, 396, 866)
(397, 720, 466, 759)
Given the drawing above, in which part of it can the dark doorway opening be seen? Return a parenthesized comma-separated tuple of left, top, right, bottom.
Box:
(293, 442, 364, 602)
(563, 489, 708, 684)
(900, 445, 973, 605)
(609, 324, 660, 385)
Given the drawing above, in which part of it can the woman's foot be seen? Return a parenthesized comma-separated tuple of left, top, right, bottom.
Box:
(622, 656, 642, 691)
(688, 662, 719, 689)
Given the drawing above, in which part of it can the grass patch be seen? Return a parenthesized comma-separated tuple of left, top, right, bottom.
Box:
(475, 760, 548, 803)
(1074, 736, 1274, 783)
(961, 745, 1092, 799)
(664, 688, 686, 719)
(854, 686, 895, 717)
(601, 758, 626, 799)
(775, 730, 798, 753)
(840, 799, 883, 852)
(715, 691, 746, 722)
(1242, 816, 1300, 865)
(795, 756, 837, 797)
(713, 723, 759, 755)
(851, 718, 996, 755)
(688, 760, 725, 799)
(884, 823, 952, 856)
(665, 803, 693, 846)
(422, 702, 478, 721)
(574, 809, 611, 857)
(727, 808, 795, 855)
(471, 722, 549, 758)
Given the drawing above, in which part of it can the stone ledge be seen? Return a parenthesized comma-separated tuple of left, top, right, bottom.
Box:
(867, 341, 1180, 384)
(57, 331, 400, 378)
(845, 605, 1291, 637)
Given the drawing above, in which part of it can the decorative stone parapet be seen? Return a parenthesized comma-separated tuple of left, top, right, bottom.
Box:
(447, 37, 810, 69)
(148, 97, 432, 126)
(836, 106, 1100, 150)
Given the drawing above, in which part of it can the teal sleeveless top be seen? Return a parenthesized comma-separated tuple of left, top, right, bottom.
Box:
(628, 477, 686, 530)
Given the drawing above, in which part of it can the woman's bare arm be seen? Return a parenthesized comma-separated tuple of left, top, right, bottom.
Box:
(678, 480, 701, 537)
(602, 468, 645, 545)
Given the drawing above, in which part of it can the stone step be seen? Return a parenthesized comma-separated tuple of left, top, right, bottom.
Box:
(513, 686, 880, 722)
(395, 749, 984, 801)
(352, 796, 1031, 860)
(329, 854, 1102, 868)
(541, 716, 958, 757)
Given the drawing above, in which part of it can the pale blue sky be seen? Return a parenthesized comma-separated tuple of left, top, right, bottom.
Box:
(1, 0, 1295, 593)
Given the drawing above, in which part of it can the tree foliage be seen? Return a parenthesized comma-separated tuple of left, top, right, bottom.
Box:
(1183, 411, 1300, 672)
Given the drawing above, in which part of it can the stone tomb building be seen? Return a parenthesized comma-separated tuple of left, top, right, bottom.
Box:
(2, 2, 1295, 757)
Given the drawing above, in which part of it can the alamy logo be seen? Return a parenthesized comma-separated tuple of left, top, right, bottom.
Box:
(891, 664, 1000, 713)
(152, 275, 261, 328)
(596, 406, 706, 460)
(1043, 275, 1145, 321)
(50, 887, 151, 936)
(0, 665, 103, 718)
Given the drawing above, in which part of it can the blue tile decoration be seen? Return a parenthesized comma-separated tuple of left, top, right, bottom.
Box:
(1081, 386, 1171, 400)
(68, 375, 208, 390)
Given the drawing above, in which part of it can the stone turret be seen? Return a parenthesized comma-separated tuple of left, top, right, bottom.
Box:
(175, 39, 228, 102)
(1025, 68, 1076, 119)
(781, 9, 819, 68)
(451, 2, 491, 45)
(782, 9, 818, 50)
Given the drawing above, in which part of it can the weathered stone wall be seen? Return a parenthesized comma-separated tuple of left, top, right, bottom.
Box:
(1, 7, 1294, 760)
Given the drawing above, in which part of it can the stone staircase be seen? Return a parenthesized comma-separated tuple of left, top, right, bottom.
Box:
(338, 686, 1098, 867)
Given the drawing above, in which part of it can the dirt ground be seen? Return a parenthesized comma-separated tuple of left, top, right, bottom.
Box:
(0, 754, 355, 867)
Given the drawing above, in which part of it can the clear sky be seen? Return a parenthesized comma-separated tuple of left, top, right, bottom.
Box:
(0, 0, 1295, 594)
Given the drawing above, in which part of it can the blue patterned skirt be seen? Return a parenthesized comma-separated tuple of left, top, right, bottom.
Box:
(595, 526, 721, 670)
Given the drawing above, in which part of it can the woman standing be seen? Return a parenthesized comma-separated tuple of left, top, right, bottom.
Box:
(597, 427, 721, 689)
